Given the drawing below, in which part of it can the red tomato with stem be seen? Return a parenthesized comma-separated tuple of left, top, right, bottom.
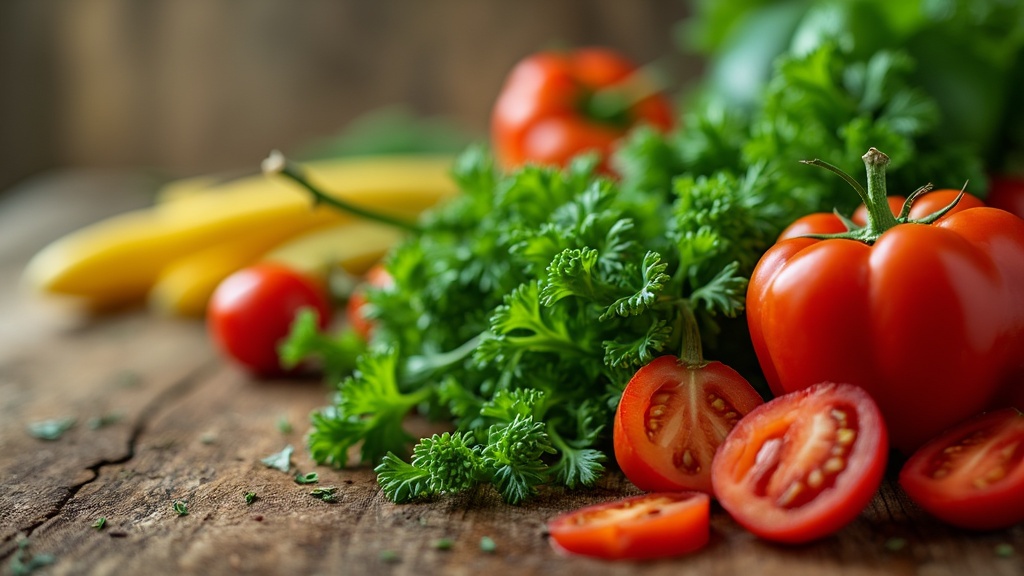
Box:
(899, 408, 1024, 531)
(711, 382, 889, 544)
(345, 264, 393, 341)
(748, 149, 1024, 452)
(614, 355, 764, 494)
(208, 264, 332, 376)
(491, 47, 674, 173)
(546, 492, 710, 561)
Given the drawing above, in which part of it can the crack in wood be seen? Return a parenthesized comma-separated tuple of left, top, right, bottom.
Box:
(0, 359, 222, 562)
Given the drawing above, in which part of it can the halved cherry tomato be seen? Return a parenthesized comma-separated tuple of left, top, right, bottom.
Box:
(546, 492, 710, 561)
(208, 264, 332, 376)
(778, 189, 984, 241)
(899, 408, 1024, 531)
(345, 264, 393, 341)
(711, 382, 888, 544)
(613, 355, 764, 494)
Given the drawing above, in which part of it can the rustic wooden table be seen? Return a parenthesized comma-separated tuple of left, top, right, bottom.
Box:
(1, 171, 1022, 576)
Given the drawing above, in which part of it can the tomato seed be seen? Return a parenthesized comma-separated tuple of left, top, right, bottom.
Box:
(824, 457, 845, 474)
(837, 428, 857, 446)
(807, 469, 824, 489)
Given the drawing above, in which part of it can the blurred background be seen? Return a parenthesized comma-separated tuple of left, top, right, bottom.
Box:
(0, 0, 702, 194)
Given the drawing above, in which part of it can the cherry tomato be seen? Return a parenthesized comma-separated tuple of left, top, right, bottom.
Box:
(345, 264, 393, 341)
(613, 356, 763, 494)
(778, 189, 984, 241)
(207, 264, 331, 376)
(711, 382, 888, 544)
(547, 492, 710, 561)
(987, 176, 1024, 219)
(491, 47, 674, 174)
(899, 408, 1024, 531)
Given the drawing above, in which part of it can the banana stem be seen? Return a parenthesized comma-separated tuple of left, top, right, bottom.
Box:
(262, 150, 422, 234)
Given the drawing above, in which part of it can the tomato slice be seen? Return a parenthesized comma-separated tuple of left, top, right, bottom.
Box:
(546, 492, 710, 561)
(898, 408, 1024, 530)
(711, 382, 888, 544)
(613, 356, 764, 494)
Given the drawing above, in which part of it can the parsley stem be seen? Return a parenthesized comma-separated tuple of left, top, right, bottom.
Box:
(677, 302, 705, 367)
(262, 150, 422, 234)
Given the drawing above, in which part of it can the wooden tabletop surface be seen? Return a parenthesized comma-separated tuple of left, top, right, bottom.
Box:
(1, 170, 1022, 576)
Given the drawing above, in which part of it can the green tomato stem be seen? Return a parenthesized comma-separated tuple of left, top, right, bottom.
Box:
(860, 147, 900, 233)
(262, 150, 422, 234)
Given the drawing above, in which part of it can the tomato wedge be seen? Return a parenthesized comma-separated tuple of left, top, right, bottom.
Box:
(711, 382, 888, 544)
(546, 492, 710, 561)
(613, 356, 764, 494)
(898, 408, 1024, 531)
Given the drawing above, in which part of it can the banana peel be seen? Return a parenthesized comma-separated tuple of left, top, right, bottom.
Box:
(23, 155, 456, 310)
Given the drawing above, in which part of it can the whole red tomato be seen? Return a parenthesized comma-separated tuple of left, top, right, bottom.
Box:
(747, 149, 1024, 452)
(208, 264, 332, 377)
(491, 47, 674, 173)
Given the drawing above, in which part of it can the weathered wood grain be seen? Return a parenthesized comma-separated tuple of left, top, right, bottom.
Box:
(1, 173, 1022, 575)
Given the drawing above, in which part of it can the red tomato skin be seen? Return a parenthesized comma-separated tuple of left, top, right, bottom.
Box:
(207, 264, 331, 377)
(711, 383, 889, 544)
(491, 47, 673, 173)
(547, 492, 710, 561)
(987, 176, 1024, 219)
(778, 190, 984, 242)
(749, 208, 1024, 453)
(899, 408, 1024, 531)
(345, 265, 392, 341)
(613, 356, 764, 494)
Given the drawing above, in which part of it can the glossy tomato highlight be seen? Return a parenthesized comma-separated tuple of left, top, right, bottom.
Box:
(899, 408, 1024, 531)
(711, 382, 888, 544)
(614, 356, 763, 494)
(547, 492, 710, 561)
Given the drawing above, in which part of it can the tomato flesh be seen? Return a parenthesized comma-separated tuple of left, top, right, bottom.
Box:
(613, 356, 764, 494)
(547, 492, 710, 561)
(711, 382, 888, 544)
(899, 408, 1024, 530)
(207, 264, 332, 376)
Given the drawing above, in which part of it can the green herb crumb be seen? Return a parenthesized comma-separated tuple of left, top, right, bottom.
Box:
(294, 472, 319, 485)
(277, 417, 293, 435)
(379, 550, 400, 563)
(884, 537, 907, 552)
(480, 536, 496, 553)
(244, 491, 257, 505)
(260, 445, 294, 472)
(9, 539, 55, 576)
(92, 517, 107, 531)
(310, 486, 338, 503)
(433, 538, 455, 551)
(87, 413, 123, 430)
(26, 417, 76, 441)
(172, 500, 189, 516)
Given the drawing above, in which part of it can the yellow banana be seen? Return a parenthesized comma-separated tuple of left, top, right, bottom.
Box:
(261, 220, 404, 276)
(147, 218, 340, 317)
(24, 155, 457, 310)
